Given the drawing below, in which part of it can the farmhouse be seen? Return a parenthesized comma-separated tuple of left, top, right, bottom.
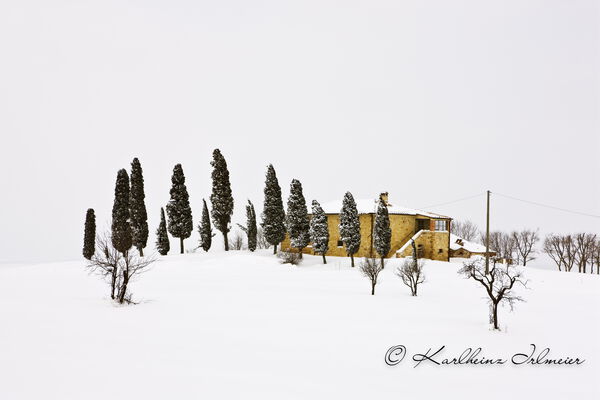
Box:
(281, 193, 452, 261)
(448, 234, 496, 259)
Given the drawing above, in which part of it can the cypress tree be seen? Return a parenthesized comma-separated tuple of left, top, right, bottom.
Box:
(246, 200, 258, 252)
(374, 195, 391, 269)
(111, 169, 132, 255)
(286, 179, 310, 258)
(198, 199, 212, 252)
(156, 207, 170, 255)
(339, 191, 361, 267)
(130, 157, 148, 256)
(209, 149, 234, 251)
(166, 164, 193, 254)
(261, 164, 286, 254)
(310, 200, 329, 264)
(83, 208, 96, 260)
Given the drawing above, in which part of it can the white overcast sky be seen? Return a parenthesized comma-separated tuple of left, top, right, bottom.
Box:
(0, 0, 598, 263)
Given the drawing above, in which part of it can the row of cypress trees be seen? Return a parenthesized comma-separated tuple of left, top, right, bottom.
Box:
(259, 166, 392, 268)
(83, 152, 392, 267)
(83, 158, 148, 260)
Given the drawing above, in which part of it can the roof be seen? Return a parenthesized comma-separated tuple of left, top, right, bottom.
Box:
(450, 234, 488, 253)
(317, 198, 450, 219)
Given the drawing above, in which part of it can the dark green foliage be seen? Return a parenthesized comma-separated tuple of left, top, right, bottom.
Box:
(261, 164, 286, 254)
(198, 199, 212, 252)
(210, 149, 234, 251)
(286, 179, 310, 257)
(156, 207, 170, 255)
(339, 191, 361, 267)
(83, 208, 96, 259)
(309, 200, 329, 264)
(112, 169, 132, 254)
(166, 164, 193, 254)
(246, 200, 258, 252)
(374, 196, 391, 268)
(130, 157, 148, 256)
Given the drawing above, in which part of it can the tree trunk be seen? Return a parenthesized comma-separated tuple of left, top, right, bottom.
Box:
(351, 254, 354, 268)
(412, 285, 417, 296)
(110, 268, 117, 299)
(273, 244, 277, 254)
(322, 254, 327, 264)
(298, 248, 303, 259)
(179, 237, 184, 254)
(371, 282, 375, 295)
(380, 257, 385, 270)
(138, 246, 144, 257)
(223, 231, 229, 251)
(492, 303, 499, 330)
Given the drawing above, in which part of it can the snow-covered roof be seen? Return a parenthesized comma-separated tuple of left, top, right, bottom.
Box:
(450, 234, 487, 253)
(317, 198, 450, 219)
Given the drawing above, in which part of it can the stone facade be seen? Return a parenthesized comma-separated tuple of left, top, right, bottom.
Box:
(281, 211, 451, 261)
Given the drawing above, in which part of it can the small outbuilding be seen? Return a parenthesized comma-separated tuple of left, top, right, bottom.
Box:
(449, 234, 496, 259)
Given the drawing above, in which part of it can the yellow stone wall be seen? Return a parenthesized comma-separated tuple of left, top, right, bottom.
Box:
(280, 213, 451, 261)
(396, 230, 450, 261)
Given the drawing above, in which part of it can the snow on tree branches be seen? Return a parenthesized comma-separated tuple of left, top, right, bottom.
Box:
(198, 199, 212, 252)
(261, 164, 286, 254)
(339, 192, 361, 267)
(210, 149, 234, 251)
(83, 208, 96, 260)
(310, 200, 329, 264)
(286, 179, 310, 258)
(130, 157, 148, 256)
(155, 207, 170, 255)
(111, 169, 132, 255)
(374, 195, 391, 269)
(166, 164, 193, 254)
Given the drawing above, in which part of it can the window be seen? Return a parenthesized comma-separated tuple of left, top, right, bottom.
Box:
(438, 249, 443, 254)
(434, 220, 447, 231)
(337, 239, 344, 247)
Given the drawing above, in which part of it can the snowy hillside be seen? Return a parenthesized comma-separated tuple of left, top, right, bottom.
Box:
(0, 252, 598, 399)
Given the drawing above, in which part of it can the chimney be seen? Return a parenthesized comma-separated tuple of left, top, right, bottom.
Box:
(379, 192, 389, 206)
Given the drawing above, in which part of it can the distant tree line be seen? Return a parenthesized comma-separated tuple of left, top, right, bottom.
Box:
(452, 219, 599, 274)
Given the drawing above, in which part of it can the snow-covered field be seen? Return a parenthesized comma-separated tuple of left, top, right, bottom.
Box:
(0, 251, 598, 399)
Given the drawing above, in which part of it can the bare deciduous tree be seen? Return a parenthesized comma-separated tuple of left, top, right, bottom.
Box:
(87, 233, 121, 299)
(395, 240, 425, 296)
(359, 257, 384, 295)
(543, 234, 566, 271)
(256, 228, 269, 250)
(511, 229, 539, 266)
(451, 220, 480, 241)
(230, 230, 245, 250)
(592, 240, 600, 275)
(562, 234, 577, 272)
(574, 233, 596, 274)
(459, 258, 528, 330)
(86, 232, 155, 304)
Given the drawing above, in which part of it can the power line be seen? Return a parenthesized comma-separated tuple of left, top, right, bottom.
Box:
(492, 192, 600, 219)
(420, 193, 485, 209)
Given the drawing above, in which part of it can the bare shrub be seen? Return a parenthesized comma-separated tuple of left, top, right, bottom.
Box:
(278, 251, 301, 265)
(87, 231, 155, 304)
(359, 257, 384, 295)
(230, 230, 245, 250)
(459, 258, 528, 330)
(396, 258, 425, 296)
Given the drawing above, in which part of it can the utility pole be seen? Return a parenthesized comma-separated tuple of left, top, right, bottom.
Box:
(485, 190, 490, 274)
